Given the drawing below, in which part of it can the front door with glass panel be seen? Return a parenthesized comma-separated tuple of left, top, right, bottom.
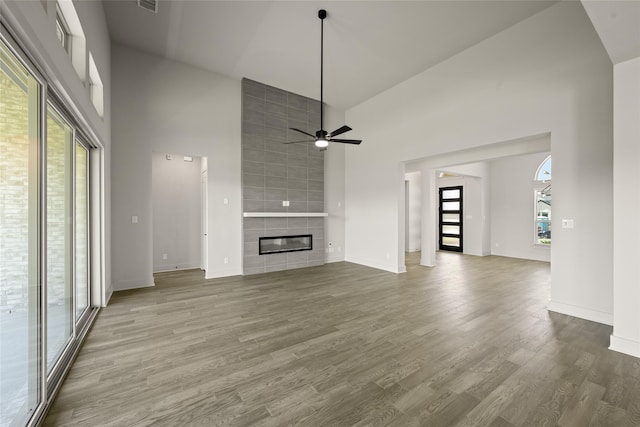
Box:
(439, 186, 463, 252)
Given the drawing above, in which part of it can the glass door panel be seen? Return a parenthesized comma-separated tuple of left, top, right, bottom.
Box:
(442, 236, 460, 247)
(442, 213, 459, 223)
(442, 201, 460, 211)
(75, 142, 89, 319)
(441, 189, 460, 199)
(0, 39, 41, 427)
(46, 104, 73, 372)
(442, 225, 460, 235)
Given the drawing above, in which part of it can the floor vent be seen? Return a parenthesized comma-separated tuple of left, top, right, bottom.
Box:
(137, 0, 158, 13)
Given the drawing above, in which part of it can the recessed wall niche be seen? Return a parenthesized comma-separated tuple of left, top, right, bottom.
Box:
(241, 78, 325, 274)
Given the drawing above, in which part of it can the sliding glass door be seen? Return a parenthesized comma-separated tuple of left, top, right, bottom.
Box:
(0, 38, 42, 427)
(46, 104, 74, 373)
(1, 30, 99, 427)
(75, 141, 90, 320)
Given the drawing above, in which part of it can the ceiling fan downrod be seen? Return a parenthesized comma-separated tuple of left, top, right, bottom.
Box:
(319, 9, 326, 136)
(285, 8, 362, 149)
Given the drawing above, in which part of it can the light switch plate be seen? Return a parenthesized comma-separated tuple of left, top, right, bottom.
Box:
(561, 219, 574, 229)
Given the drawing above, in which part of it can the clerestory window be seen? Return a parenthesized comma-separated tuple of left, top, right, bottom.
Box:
(55, 3, 71, 54)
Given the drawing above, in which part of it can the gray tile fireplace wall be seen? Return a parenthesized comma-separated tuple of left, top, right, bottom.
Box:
(242, 78, 325, 274)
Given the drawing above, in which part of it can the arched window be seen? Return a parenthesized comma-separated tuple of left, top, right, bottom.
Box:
(534, 156, 551, 245)
(535, 156, 551, 181)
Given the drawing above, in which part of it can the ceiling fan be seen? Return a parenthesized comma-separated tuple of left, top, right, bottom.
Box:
(286, 9, 362, 151)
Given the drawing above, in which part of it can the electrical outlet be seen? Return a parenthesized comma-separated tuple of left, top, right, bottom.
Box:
(162, 253, 168, 260)
(224, 257, 229, 264)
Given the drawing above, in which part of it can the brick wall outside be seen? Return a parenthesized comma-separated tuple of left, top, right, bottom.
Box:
(46, 109, 72, 309)
(0, 70, 72, 314)
(0, 69, 31, 313)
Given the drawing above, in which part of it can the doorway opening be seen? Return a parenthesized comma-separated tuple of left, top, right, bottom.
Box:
(401, 132, 552, 271)
(151, 152, 208, 275)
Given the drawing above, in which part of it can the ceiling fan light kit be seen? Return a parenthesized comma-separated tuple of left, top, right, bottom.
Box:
(286, 9, 362, 150)
(315, 138, 329, 148)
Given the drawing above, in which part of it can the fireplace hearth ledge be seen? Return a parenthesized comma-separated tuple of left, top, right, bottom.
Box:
(243, 212, 328, 218)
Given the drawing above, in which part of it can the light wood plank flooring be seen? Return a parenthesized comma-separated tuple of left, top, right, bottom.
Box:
(44, 253, 640, 426)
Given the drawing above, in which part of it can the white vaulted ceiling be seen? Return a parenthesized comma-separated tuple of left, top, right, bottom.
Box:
(103, 0, 557, 110)
(581, 0, 640, 64)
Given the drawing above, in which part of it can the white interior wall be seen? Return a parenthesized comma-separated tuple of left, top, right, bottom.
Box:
(611, 56, 640, 358)
(345, 2, 613, 324)
(111, 44, 241, 289)
(152, 153, 202, 272)
(405, 172, 422, 252)
(440, 163, 486, 178)
(581, 0, 640, 359)
(324, 107, 347, 263)
(1, 0, 112, 300)
(112, 44, 347, 288)
(490, 152, 551, 262)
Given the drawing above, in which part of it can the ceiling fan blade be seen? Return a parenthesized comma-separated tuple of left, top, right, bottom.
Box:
(283, 140, 314, 144)
(330, 138, 362, 145)
(328, 125, 352, 138)
(289, 127, 315, 138)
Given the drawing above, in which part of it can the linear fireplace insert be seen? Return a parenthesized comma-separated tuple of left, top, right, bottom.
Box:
(259, 234, 312, 255)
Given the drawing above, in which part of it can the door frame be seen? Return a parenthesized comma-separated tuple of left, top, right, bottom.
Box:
(201, 170, 208, 273)
(439, 185, 463, 252)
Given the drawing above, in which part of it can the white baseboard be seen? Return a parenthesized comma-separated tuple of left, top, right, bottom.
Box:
(463, 249, 486, 257)
(609, 334, 640, 359)
(113, 277, 155, 291)
(104, 287, 113, 306)
(206, 267, 242, 279)
(154, 262, 200, 273)
(547, 300, 613, 326)
(345, 255, 403, 274)
(326, 254, 346, 264)
(154, 266, 201, 274)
